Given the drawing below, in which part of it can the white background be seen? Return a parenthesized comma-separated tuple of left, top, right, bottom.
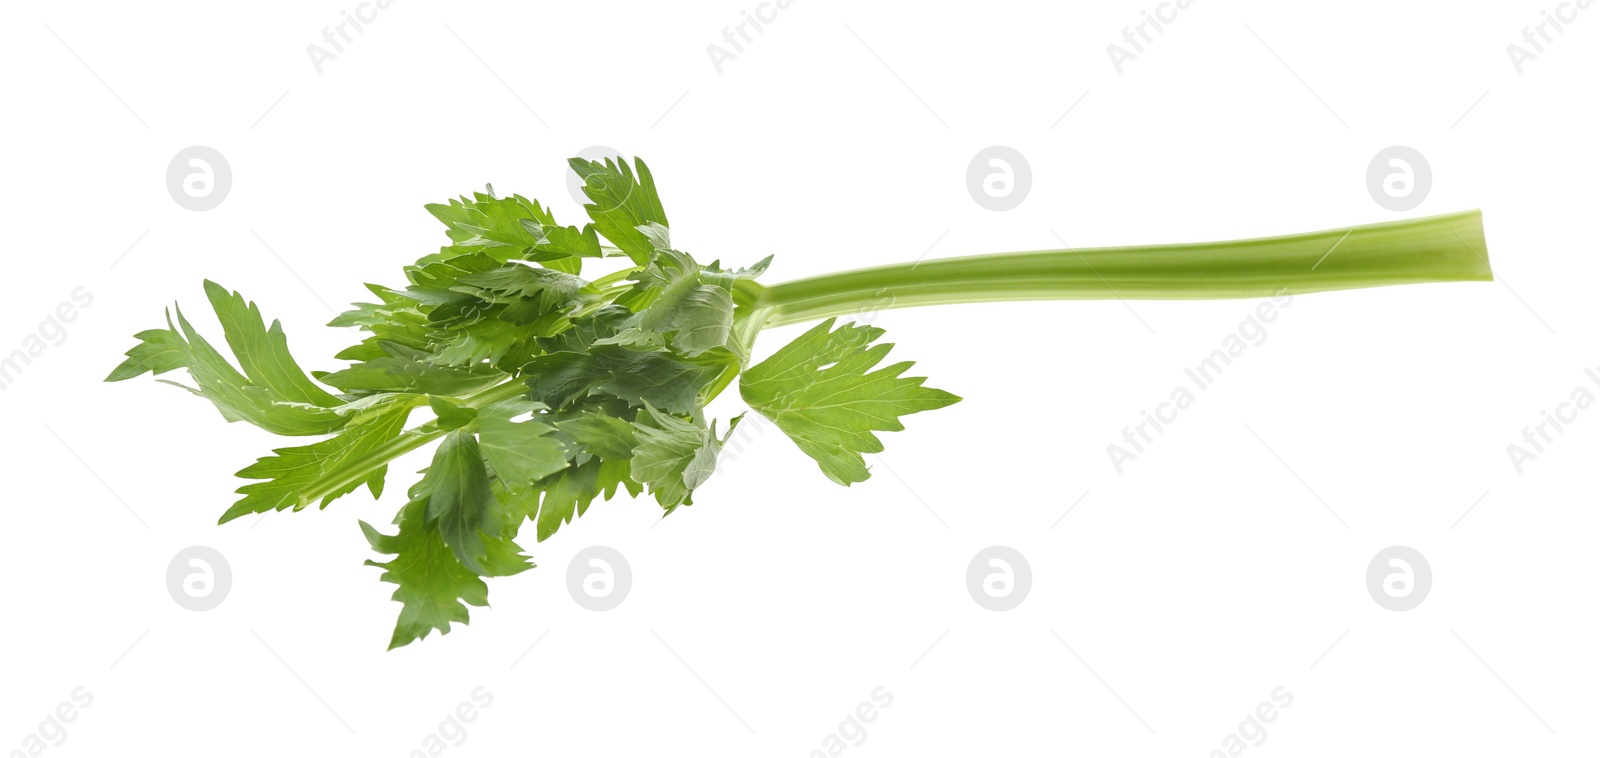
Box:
(2, 1, 1597, 755)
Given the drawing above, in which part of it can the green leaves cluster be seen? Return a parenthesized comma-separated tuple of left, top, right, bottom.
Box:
(109, 156, 958, 648)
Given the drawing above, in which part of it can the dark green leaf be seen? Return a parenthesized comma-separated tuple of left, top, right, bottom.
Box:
(428, 396, 478, 430)
(478, 399, 571, 486)
(569, 157, 667, 264)
(362, 496, 531, 650)
(629, 405, 734, 511)
(108, 284, 347, 436)
(223, 396, 418, 522)
(423, 430, 501, 573)
(556, 411, 640, 460)
(321, 347, 507, 396)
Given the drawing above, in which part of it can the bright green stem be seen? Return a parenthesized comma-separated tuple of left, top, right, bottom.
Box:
(293, 381, 530, 508)
(746, 210, 1492, 328)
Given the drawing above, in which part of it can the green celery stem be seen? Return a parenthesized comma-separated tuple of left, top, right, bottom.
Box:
(750, 210, 1491, 328)
(290, 380, 531, 509)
